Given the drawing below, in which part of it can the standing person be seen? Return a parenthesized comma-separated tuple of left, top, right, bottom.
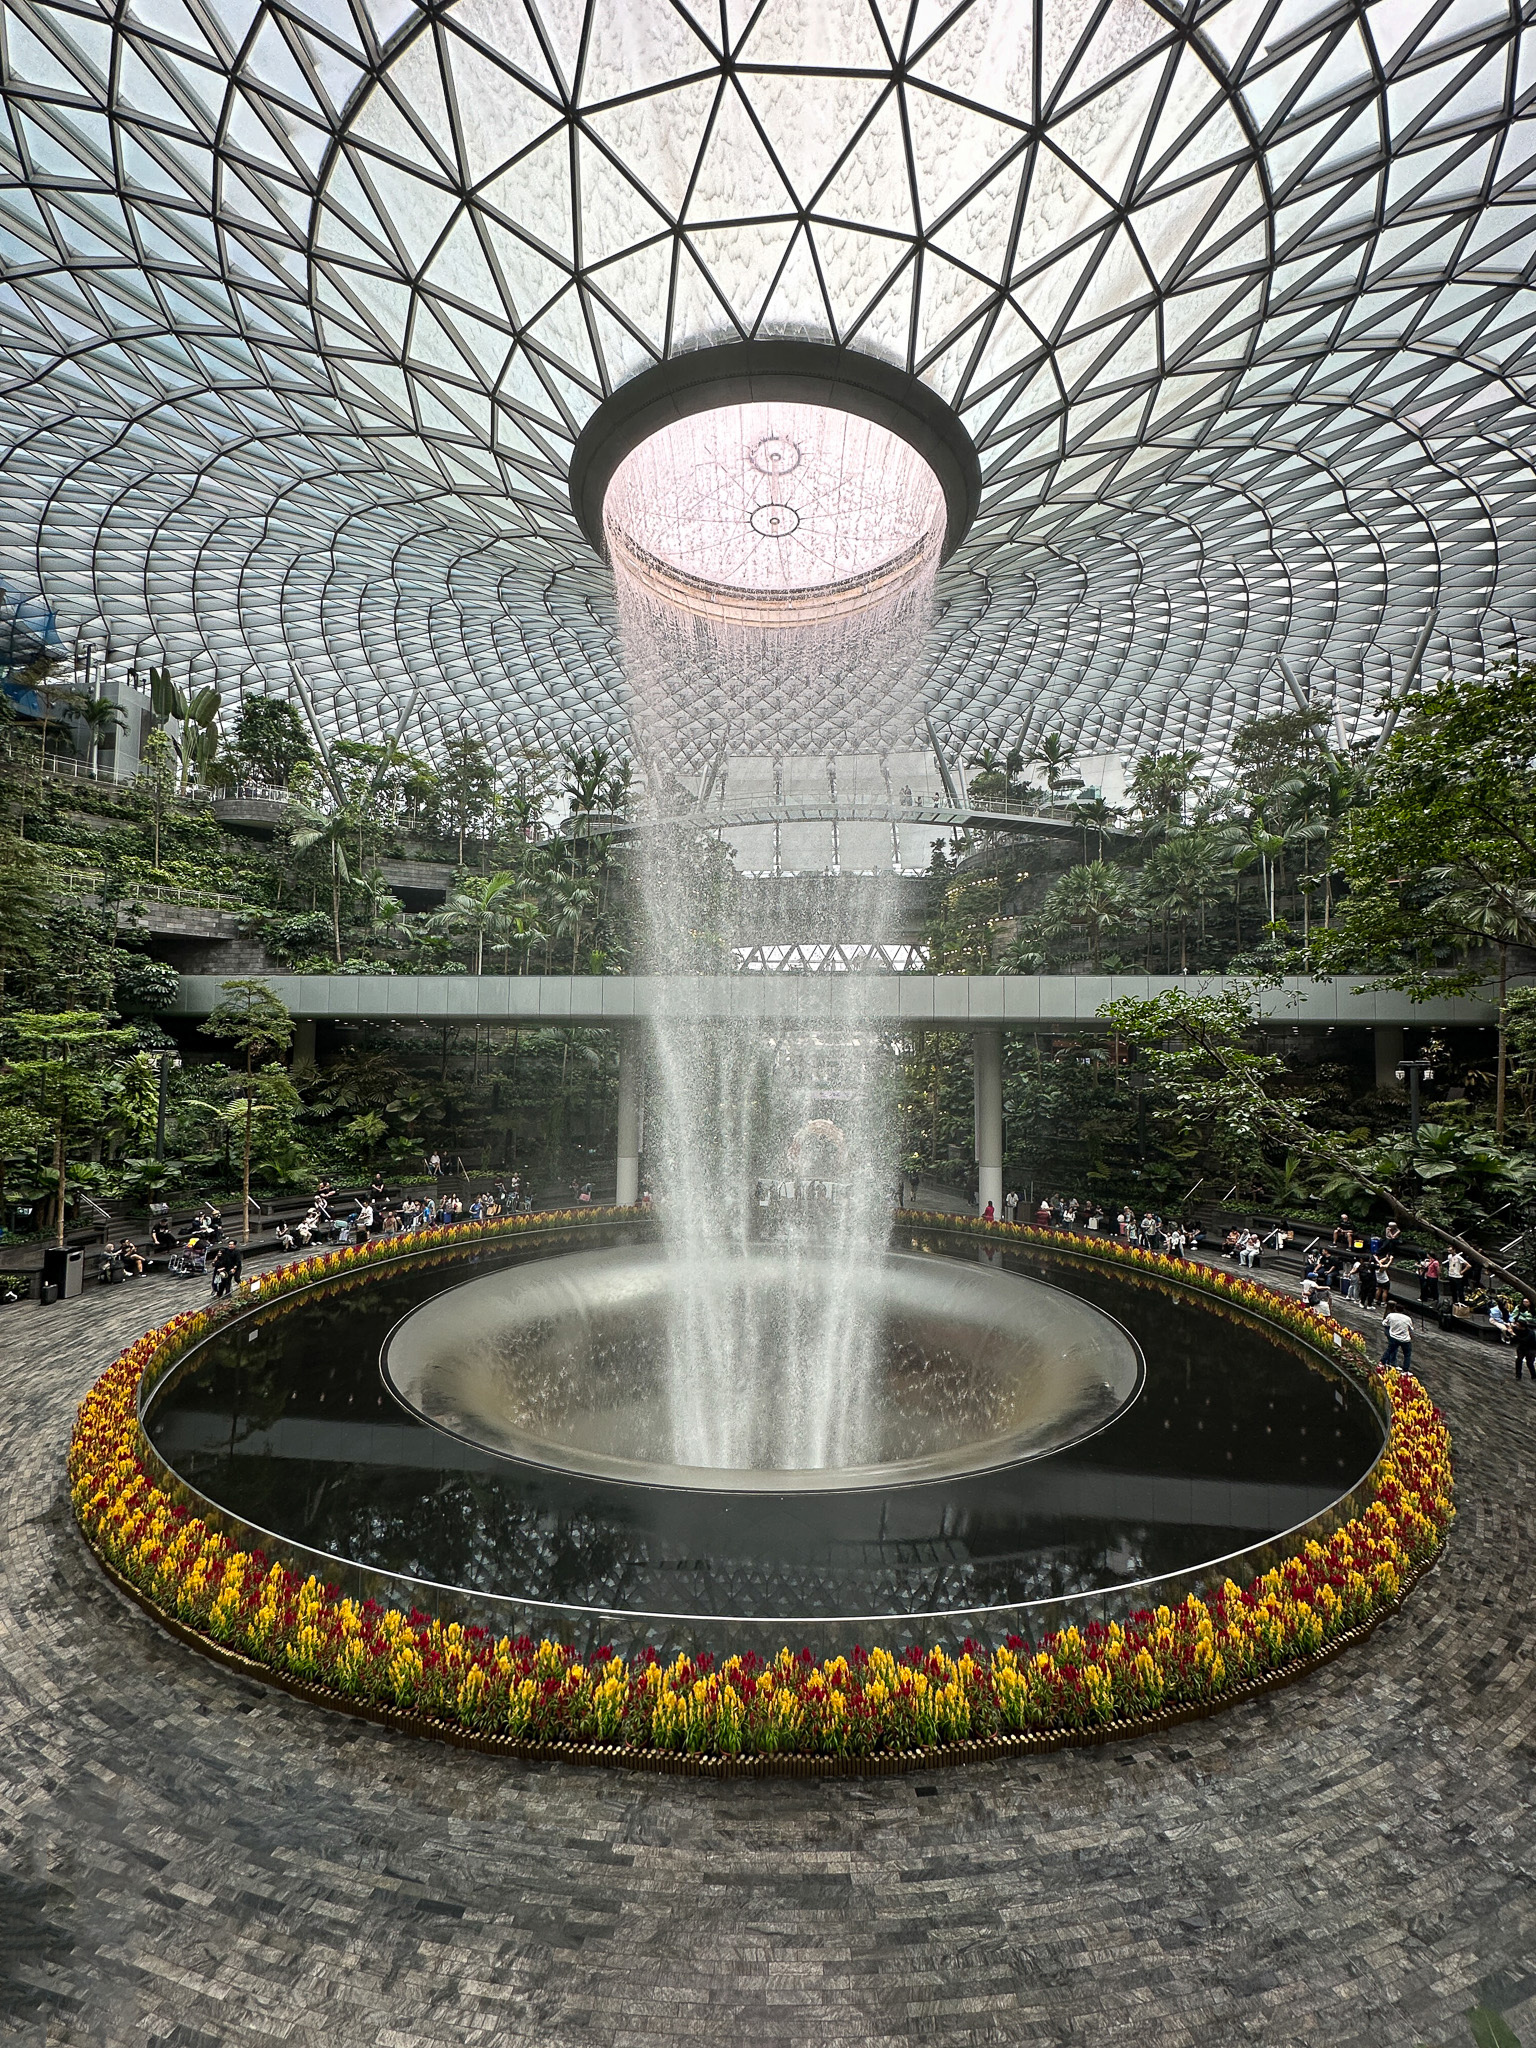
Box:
(1342, 1255, 1362, 1302)
(1419, 1253, 1441, 1305)
(1380, 1304, 1414, 1371)
(1514, 1304, 1536, 1382)
(210, 1241, 243, 1298)
(1373, 1253, 1394, 1309)
(1036, 1198, 1052, 1227)
(1004, 1189, 1019, 1224)
(1445, 1248, 1470, 1304)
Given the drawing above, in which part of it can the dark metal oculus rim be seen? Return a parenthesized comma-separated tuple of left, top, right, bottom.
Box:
(568, 340, 982, 566)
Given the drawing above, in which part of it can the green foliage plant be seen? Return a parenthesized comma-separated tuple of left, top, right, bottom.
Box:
(0, 1010, 138, 1243)
(198, 978, 294, 1242)
(1098, 984, 1534, 1300)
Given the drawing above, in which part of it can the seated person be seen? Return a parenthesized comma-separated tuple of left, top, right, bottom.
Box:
(1488, 1298, 1515, 1343)
(275, 1219, 298, 1251)
(118, 1239, 145, 1278)
(150, 1218, 179, 1254)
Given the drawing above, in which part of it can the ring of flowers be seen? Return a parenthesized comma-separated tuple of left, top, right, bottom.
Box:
(69, 1210, 1454, 1773)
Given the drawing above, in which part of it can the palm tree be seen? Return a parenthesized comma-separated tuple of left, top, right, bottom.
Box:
(1029, 733, 1082, 815)
(1071, 794, 1120, 862)
(438, 872, 534, 975)
(552, 875, 598, 974)
(1141, 831, 1226, 972)
(76, 694, 126, 778)
(1040, 860, 1136, 970)
(288, 803, 351, 965)
(1223, 815, 1287, 935)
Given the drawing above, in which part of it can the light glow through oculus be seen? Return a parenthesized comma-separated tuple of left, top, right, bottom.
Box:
(603, 403, 947, 627)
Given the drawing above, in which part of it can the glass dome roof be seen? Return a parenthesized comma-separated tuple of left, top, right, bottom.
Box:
(0, 0, 1533, 770)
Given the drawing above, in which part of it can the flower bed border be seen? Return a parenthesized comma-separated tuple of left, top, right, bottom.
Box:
(70, 1209, 1454, 1773)
(82, 1525, 1441, 1777)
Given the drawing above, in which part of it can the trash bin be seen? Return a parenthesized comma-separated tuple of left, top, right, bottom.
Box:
(41, 1246, 83, 1302)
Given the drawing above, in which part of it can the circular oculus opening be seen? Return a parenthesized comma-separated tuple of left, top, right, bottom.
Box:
(602, 399, 947, 628)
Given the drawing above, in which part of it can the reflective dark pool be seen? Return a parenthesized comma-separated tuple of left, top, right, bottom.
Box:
(143, 1225, 1386, 1641)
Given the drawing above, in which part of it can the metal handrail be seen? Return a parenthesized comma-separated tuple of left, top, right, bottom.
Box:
(43, 862, 248, 914)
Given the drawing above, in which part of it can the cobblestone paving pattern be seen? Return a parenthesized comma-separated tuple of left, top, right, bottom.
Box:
(1, 1262, 1533, 2046)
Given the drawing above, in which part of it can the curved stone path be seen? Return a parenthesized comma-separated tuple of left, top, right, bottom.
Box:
(3, 1266, 1534, 2046)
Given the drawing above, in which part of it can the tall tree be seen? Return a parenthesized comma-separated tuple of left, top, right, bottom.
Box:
(0, 1011, 138, 1244)
(1311, 663, 1536, 1137)
(199, 978, 295, 1242)
(1099, 985, 1536, 1299)
(233, 694, 314, 788)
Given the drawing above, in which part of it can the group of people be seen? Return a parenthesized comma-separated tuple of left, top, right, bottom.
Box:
(974, 1190, 1207, 1258)
(273, 1172, 532, 1253)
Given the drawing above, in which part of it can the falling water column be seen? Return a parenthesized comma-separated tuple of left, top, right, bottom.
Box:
(973, 1027, 1003, 1217)
(615, 1028, 642, 1207)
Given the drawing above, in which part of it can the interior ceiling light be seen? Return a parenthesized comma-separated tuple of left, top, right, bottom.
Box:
(0, 0, 1533, 772)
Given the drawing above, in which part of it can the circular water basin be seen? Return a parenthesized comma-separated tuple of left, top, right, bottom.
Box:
(379, 1245, 1143, 1491)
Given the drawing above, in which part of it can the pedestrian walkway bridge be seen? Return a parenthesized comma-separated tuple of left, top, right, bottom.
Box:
(169, 972, 1495, 1030)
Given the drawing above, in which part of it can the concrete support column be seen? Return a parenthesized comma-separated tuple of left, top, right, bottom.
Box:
(615, 1028, 642, 1207)
(973, 1026, 1003, 1217)
(1374, 1025, 1405, 1094)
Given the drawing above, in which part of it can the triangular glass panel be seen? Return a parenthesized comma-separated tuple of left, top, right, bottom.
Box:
(583, 76, 717, 220)
(931, 153, 1025, 285)
(361, 155, 458, 272)
(425, 212, 510, 321)
(910, 0, 1032, 125)
(904, 82, 1023, 233)
(1014, 149, 1116, 279)
(480, 127, 575, 266)
(585, 235, 672, 352)
(739, 68, 885, 208)
(737, 0, 888, 73)
(758, 222, 832, 335)
(915, 249, 994, 361)
(478, 212, 568, 324)
(687, 81, 794, 223)
(447, 0, 559, 98)
(845, 252, 915, 365)
(668, 237, 734, 348)
(446, 33, 564, 186)
(584, 288, 657, 384)
(816, 91, 913, 236)
(581, 0, 716, 105)
(690, 217, 798, 332)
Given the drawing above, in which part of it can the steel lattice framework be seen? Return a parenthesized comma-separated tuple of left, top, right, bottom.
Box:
(2, 0, 1536, 772)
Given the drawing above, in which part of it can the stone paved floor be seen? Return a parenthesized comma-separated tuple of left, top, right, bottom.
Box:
(2, 1265, 1534, 2047)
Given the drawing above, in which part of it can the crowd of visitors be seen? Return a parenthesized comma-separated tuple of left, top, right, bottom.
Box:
(981, 1190, 1532, 1375)
(274, 1171, 533, 1253)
